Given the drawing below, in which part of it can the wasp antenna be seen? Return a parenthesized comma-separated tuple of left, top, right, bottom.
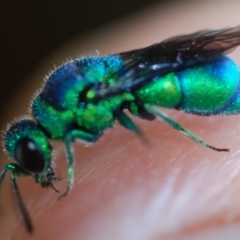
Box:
(10, 174, 33, 233)
(147, 106, 229, 152)
(50, 183, 61, 193)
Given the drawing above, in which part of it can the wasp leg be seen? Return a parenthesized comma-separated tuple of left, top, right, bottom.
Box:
(147, 106, 229, 152)
(60, 130, 100, 199)
(0, 163, 33, 233)
(117, 111, 148, 143)
(117, 111, 141, 134)
(128, 102, 156, 121)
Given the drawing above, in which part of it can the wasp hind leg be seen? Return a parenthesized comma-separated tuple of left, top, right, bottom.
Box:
(146, 105, 229, 152)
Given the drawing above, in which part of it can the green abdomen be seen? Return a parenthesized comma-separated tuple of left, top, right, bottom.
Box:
(135, 56, 240, 116)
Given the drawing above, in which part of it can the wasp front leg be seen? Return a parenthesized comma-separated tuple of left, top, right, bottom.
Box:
(0, 163, 33, 232)
(60, 130, 101, 199)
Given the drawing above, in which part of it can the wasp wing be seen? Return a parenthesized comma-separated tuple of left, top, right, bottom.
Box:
(92, 26, 240, 100)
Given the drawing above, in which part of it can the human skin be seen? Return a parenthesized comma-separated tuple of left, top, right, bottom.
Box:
(1, 1, 240, 239)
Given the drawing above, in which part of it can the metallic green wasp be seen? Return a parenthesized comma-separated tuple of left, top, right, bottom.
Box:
(1, 26, 240, 232)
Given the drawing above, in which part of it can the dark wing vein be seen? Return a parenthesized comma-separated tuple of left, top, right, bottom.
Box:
(92, 26, 240, 100)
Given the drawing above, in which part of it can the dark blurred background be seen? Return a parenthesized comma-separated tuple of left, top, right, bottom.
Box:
(0, 0, 165, 118)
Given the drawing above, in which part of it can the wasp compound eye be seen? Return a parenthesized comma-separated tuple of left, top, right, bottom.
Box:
(15, 138, 45, 173)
